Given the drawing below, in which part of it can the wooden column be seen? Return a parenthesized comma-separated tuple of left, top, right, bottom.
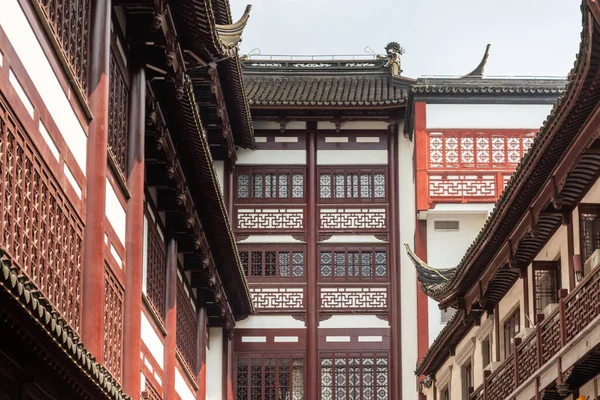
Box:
(521, 267, 530, 328)
(415, 220, 429, 362)
(196, 306, 207, 400)
(225, 158, 234, 216)
(222, 331, 234, 400)
(388, 124, 402, 399)
(306, 122, 319, 399)
(164, 237, 178, 400)
(81, 0, 112, 360)
(566, 212, 576, 290)
(121, 65, 146, 395)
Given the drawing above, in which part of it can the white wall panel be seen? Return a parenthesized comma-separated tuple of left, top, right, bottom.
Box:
(105, 178, 126, 245)
(236, 315, 306, 329)
(175, 368, 196, 400)
(214, 160, 225, 194)
(318, 121, 388, 130)
(1, 0, 88, 172)
(319, 315, 389, 329)
(206, 328, 223, 400)
(237, 149, 306, 165)
(317, 150, 388, 165)
(426, 104, 553, 129)
(141, 312, 164, 369)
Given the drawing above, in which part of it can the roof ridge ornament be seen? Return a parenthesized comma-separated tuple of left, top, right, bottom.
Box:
(462, 44, 491, 78)
(404, 243, 456, 297)
(380, 42, 405, 76)
(215, 4, 252, 49)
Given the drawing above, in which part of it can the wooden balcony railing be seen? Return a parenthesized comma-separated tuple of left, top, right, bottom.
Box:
(427, 171, 513, 204)
(469, 266, 600, 399)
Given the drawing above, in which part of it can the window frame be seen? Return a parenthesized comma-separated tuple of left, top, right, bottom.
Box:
(461, 358, 473, 399)
(318, 245, 389, 282)
(320, 352, 389, 400)
(318, 167, 387, 204)
(502, 307, 520, 360)
(238, 245, 306, 281)
(235, 166, 306, 204)
(532, 260, 561, 315)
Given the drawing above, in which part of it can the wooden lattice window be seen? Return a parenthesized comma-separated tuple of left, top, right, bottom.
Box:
(319, 246, 388, 281)
(320, 353, 388, 400)
(108, 50, 129, 175)
(580, 204, 600, 265)
(0, 96, 83, 332)
(238, 246, 305, 280)
(103, 265, 124, 382)
(37, 0, 91, 93)
(144, 206, 167, 322)
(176, 279, 198, 374)
(532, 261, 560, 315)
(236, 353, 305, 400)
(319, 168, 386, 203)
(503, 308, 520, 359)
(236, 167, 305, 202)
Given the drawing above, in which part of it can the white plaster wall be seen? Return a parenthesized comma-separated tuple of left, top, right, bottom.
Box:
(317, 121, 389, 130)
(236, 149, 306, 165)
(141, 312, 164, 369)
(105, 178, 126, 245)
(206, 328, 223, 400)
(1, 0, 88, 172)
(318, 315, 389, 329)
(578, 374, 599, 398)
(581, 174, 600, 203)
(398, 127, 419, 400)
(426, 104, 553, 129)
(240, 235, 304, 244)
(214, 160, 225, 194)
(497, 279, 524, 360)
(316, 150, 388, 165)
(175, 368, 196, 400)
(253, 120, 306, 130)
(236, 315, 306, 329)
(534, 225, 569, 291)
(320, 235, 387, 244)
(427, 212, 488, 344)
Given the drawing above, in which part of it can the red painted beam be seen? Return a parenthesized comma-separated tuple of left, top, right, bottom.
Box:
(306, 123, 319, 399)
(81, 0, 112, 360)
(414, 102, 429, 212)
(122, 65, 146, 395)
(163, 238, 178, 400)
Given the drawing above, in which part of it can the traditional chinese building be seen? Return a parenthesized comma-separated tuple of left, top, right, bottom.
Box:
(408, 0, 600, 399)
(0, 0, 254, 399)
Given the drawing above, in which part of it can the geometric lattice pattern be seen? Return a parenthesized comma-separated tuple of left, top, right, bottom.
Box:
(0, 98, 83, 332)
(320, 208, 386, 231)
(239, 247, 305, 279)
(428, 130, 535, 169)
(429, 174, 497, 198)
(320, 287, 387, 310)
(250, 287, 304, 310)
(176, 282, 198, 374)
(145, 217, 166, 321)
(321, 353, 388, 400)
(103, 266, 124, 383)
(237, 208, 304, 231)
(108, 51, 129, 174)
(38, 0, 91, 92)
(236, 353, 304, 400)
(319, 248, 387, 279)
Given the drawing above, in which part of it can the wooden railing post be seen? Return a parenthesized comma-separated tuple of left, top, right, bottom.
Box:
(558, 288, 568, 347)
(483, 369, 491, 400)
(536, 313, 544, 368)
(495, 172, 504, 200)
(514, 337, 522, 388)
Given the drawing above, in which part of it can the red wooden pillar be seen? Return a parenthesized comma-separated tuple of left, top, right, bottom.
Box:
(196, 306, 207, 400)
(81, 0, 112, 360)
(122, 65, 146, 395)
(164, 237, 178, 400)
(416, 219, 429, 400)
(388, 123, 402, 399)
(222, 331, 234, 400)
(306, 122, 319, 399)
(414, 102, 429, 212)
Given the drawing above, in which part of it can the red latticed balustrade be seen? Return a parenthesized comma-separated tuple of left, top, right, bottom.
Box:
(486, 360, 514, 400)
(176, 281, 198, 374)
(565, 269, 600, 342)
(103, 265, 124, 382)
(36, 0, 91, 93)
(143, 381, 162, 400)
(539, 310, 561, 365)
(516, 334, 537, 383)
(146, 213, 167, 322)
(108, 51, 129, 175)
(0, 97, 83, 332)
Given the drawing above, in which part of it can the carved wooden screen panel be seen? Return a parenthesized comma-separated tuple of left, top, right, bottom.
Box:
(108, 50, 129, 175)
(320, 353, 388, 400)
(579, 205, 600, 263)
(250, 286, 305, 311)
(103, 265, 124, 382)
(565, 269, 600, 342)
(37, 0, 91, 93)
(236, 167, 306, 203)
(319, 168, 386, 203)
(319, 246, 388, 282)
(239, 246, 305, 280)
(236, 353, 305, 400)
(176, 282, 198, 374)
(0, 97, 83, 332)
(146, 212, 167, 322)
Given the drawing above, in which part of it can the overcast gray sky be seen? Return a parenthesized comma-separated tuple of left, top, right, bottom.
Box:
(229, 0, 581, 79)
